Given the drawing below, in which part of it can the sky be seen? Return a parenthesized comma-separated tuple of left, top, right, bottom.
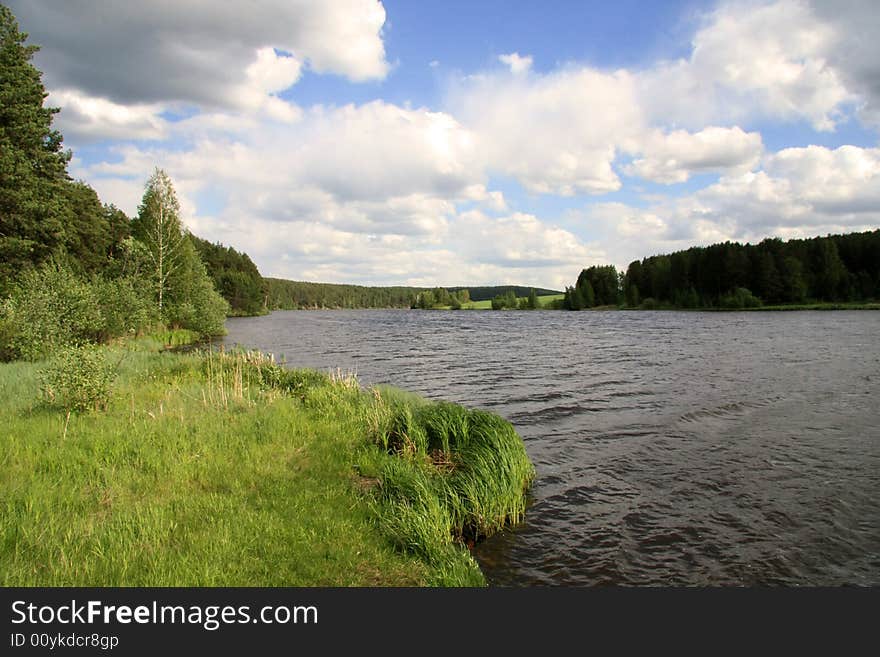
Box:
(8, 0, 880, 290)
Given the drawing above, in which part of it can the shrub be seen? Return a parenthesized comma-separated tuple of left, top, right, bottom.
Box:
(719, 287, 762, 309)
(95, 276, 158, 339)
(4, 261, 103, 360)
(39, 344, 117, 412)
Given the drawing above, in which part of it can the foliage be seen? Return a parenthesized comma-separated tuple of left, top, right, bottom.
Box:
(576, 265, 620, 306)
(527, 288, 539, 309)
(189, 234, 267, 316)
(162, 238, 229, 337)
(94, 276, 158, 340)
(719, 287, 762, 309)
(267, 278, 422, 309)
(39, 344, 116, 412)
(126, 174, 229, 337)
(0, 6, 71, 291)
(130, 168, 187, 314)
(415, 287, 471, 309)
(491, 288, 518, 310)
(615, 230, 880, 309)
(1, 260, 103, 360)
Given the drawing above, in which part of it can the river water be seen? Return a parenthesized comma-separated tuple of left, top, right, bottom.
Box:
(221, 309, 880, 586)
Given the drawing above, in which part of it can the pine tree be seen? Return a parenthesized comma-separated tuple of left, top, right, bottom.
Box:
(0, 6, 72, 289)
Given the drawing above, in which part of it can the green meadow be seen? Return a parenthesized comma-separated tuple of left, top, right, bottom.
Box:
(462, 294, 564, 309)
(0, 338, 533, 587)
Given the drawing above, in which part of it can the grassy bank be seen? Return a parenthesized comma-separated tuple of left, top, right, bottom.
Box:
(0, 338, 533, 586)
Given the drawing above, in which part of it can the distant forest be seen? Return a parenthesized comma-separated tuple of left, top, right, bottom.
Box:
(265, 278, 421, 310)
(564, 230, 880, 310)
(447, 285, 560, 302)
(263, 280, 560, 310)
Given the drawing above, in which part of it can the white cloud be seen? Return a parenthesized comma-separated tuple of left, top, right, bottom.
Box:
(73, 101, 485, 244)
(451, 211, 601, 270)
(451, 67, 642, 195)
(807, 0, 880, 126)
(623, 126, 763, 183)
(291, 102, 483, 202)
(638, 0, 852, 131)
(9, 0, 389, 111)
(498, 52, 533, 75)
(449, 0, 868, 198)
(763, 144, 880, 214)
(48, 90, 168, 143)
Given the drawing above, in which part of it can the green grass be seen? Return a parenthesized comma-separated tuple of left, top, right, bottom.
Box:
(0, 340, 534, 586)
(462, 294, 563, 310)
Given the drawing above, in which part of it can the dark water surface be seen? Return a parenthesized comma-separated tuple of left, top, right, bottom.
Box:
(222, 310, 880, 586)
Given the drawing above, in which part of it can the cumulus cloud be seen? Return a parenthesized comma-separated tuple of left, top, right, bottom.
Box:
(451, 68, 642, 195)
(808, 0, 880, 126)
(449, 0, 871, 198)
(636, 0, 852, 131)
(623, 126, 763, 183)
(763, 144, 880, 214)
(290, 102, 483, 202)
(8, 0, 388, 109)
(47, 90, 168, 142)
(74, 101, 484, 240)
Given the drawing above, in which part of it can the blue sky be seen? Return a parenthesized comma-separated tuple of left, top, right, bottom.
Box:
(9, 0, 880, 289)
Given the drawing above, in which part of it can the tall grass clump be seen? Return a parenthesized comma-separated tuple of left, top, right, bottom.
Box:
(372, 459, 484, 586)
(364, 387, 535, 577)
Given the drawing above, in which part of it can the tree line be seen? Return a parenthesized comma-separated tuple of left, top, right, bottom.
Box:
(266, 278, 423, 309)
(563, 231, 880, 310)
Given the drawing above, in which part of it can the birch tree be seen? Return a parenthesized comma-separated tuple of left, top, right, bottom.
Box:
(132, 168, 185, 315)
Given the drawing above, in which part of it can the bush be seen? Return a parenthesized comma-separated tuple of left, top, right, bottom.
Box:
(719, 287, 762, 309)
(95, 276, 158, 339)
(3, 261, 103, 361)
(39, 344, 117, 412)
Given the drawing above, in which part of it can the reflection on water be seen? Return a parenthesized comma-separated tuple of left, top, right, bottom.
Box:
(223, 309, 880, 586)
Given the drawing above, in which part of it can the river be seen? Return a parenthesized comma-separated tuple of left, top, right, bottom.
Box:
(221, 309, 880, 586)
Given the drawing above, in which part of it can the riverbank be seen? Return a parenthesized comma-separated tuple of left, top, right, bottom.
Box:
(0, 337, 534, 586)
